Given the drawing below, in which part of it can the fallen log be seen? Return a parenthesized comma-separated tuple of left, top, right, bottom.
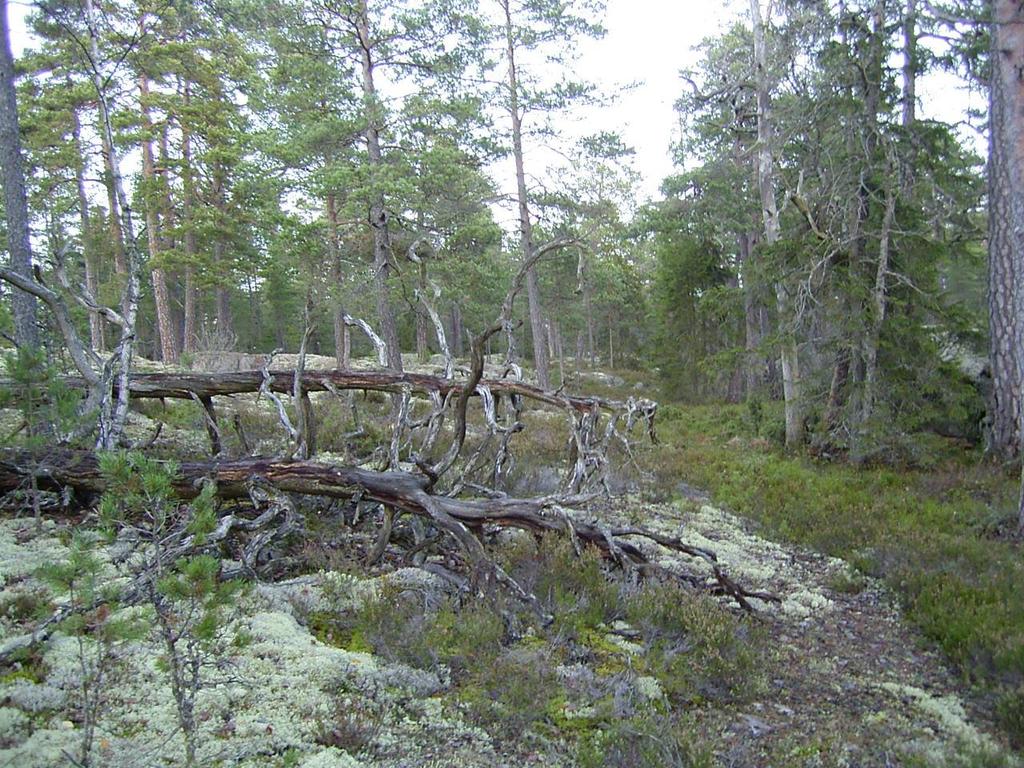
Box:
(0, 449, 776, 611)
(34, 369, 650, 420)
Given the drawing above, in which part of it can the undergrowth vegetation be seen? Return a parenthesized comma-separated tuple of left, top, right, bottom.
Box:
(304, 534, 760, 766)
(640, 401, 1024, 747)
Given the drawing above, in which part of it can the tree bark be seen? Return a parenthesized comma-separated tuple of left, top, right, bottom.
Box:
(750, 0, 802, 446)
(0, 449, 773, 615)
(181, 99, 199, 357)
(501, 0, 549, 389)
(139, 75, 179, 364)
(31, 368, 644, 418)
(988, 1, 1024, 532)
(71, 104, 105, 353)
(325, 192, 349, 369)
(988, 0, 1023, 462)
(355, 0, 402, 372)
(0, 0, 39, 350)
(416, 260, 430, 362)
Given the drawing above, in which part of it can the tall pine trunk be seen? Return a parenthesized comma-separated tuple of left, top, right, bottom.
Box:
(356, 0, 402, 372)
(502, 0, 549, 388)
(0, 0, 39, 350)
(181, 92, 199, 356)
(72, 104, 105, 352)
(988, 0, 1024, 533)
(326, 193, 349, 370)
(738, 228, 764, 396)
(211, 158, 234, 347)
(139, 75, 178, 364)
(988, 0, 1022, 461)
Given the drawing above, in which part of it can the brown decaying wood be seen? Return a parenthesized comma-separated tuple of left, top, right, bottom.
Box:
(0, 449, 776, 612)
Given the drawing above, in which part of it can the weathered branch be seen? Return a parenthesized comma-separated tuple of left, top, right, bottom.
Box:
(342, 314, 388, 367)
(0, 267, 100, 384)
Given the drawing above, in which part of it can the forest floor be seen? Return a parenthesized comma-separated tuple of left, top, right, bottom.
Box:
(0, 359, 1020, 767)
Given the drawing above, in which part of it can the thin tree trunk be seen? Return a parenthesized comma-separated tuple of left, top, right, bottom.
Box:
(738, 228, 763, 396)
(211, 158, 234, 346)
(71, 105, 105, 353)
(584, 282, 595, 368)
(181, 98, 199, 356)
(326, 193, 349, 369)
(0, 0, 39, 350)
(98, 122, 126, 276)
(750, 0, 802, 446)
(139, 75, 178, 364)
(355, 0, 402, 372)
(902, 1, 917, 127)
(860, 181, 896, 424)
(552, 318, 564, 386)
(416, 261, 429, 363)
(450, 302, 463, 358)
(501, 0, 549, 388)
(84, 0, 141, 450)
(158, 122, 183, 344)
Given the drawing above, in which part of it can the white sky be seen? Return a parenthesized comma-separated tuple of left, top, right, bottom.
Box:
(572, 0, 745, 201)
(6, 0, 983, 210)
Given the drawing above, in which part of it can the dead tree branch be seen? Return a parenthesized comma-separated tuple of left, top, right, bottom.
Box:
(0, 449, 779, 618)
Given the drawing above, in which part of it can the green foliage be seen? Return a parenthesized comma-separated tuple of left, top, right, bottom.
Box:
(96, 451, 241, 765)
(505, 535, 623, 635)
(36, 531, 147, 767)
(0, 348, 82, 444)
(627, 584, 765, 704)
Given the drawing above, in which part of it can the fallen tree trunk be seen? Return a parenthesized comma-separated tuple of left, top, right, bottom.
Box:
(34, 369, 649, 420)
(0, 449, 775, 611)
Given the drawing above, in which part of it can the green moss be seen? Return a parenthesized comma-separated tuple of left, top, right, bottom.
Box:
(827, 567, 868, 595)
(457, 647, 561, 742)
(0, 647, 46, 685)
(626, 583, 765, 705)
(575, 712, 714, 768)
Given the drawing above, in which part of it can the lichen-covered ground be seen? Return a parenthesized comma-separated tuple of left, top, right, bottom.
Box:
(0, 491, 1014, 767)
